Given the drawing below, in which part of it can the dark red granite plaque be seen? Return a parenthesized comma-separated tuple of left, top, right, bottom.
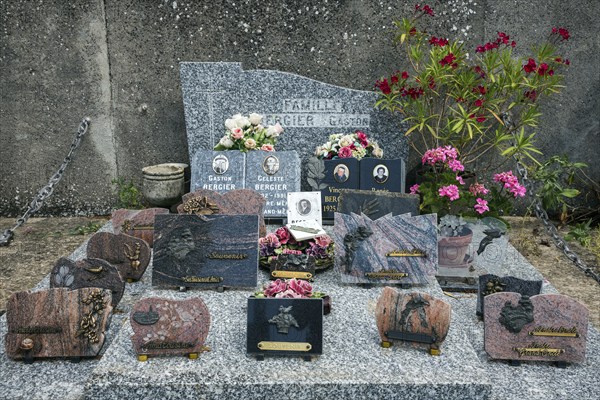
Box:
(87, 232, 151, 281)
(111, 207, 170, 247)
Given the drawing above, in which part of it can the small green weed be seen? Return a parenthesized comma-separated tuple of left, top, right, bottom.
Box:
(112, 177, 143, 209)
(69, 221, 102, 236)
(564, 219, 593, 247)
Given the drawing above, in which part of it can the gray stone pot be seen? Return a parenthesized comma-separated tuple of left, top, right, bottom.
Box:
(142, 164, 185, 207)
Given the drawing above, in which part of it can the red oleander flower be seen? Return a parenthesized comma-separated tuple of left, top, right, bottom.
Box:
(473, 66, 486, 78)
(472, 85, 487, 95)
(409, 27, 417, 35)
(474, 99, 484, 107)
(470, 114, 486, 123)
(565, 59, 570, 65)
(537, 63, 551, 76)
(423, 5, 434, 16)
(440, 52, 456, 66)
(428, 77, 436, 89)
(391, 75, 399, 84)
(511, 40, 516, 47)
(524, 90, 537, 102)
(401, 71, 409, 79)
(375, 78, 391, 94)
(552, 27, 570, 41)
(429, 36, 449, 47)
(523, 58, 537, 73)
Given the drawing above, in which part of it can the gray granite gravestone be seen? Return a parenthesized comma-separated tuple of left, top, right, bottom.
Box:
(191, 150, 246, 192)
(245, 151, 301, 217)
(180, 62, 408, 190)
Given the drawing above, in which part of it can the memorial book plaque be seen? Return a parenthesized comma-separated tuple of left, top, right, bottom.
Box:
(484, 293, 589, 364)
(477, 274, 543, 318)
(191, 150, 246, 193)
(87, 232, 151, 282)
(337, 190, 420, 220)
(50, 257, 125, 308)
(332, 212, 438, 285)
(246, 150, 301, 218)
(375, 287, 451, 355)
(111, 207, 170, 247)
(152, 214, 259, 289)
(5, 287, 113, 361)
(247, 297, 323, 359)
(177, 188, 267, 237)
(359, 158, 406, 193)
(130, 297, 210, 360)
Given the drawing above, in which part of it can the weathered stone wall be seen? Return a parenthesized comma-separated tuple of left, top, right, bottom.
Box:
(1, 0, 598, 216)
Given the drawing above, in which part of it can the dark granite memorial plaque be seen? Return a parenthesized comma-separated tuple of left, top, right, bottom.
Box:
(191, 150, 246, 193)
(315, 158, 360, 219)
(5, 287, 113, 361)
(177, 188, 267, 237)
(130, 297, 211, 360)
(477, 274, 543, 317)
(269, 254, 317, 280)
(332, 212, 438, 285)
(152, 214, 259, 289)
(359, 158, 406, 193)
(375, 287, 451, 355)
(246, 150, 301, 218)
(484, 293, 589, 364)
(50, 257, 125, 308)
(180, 62, 407, 192)
(338, 190, 420, 220)
(111, 207, 170, 247)
(87, 232, 151, 282)
(247, 297, 323, 359)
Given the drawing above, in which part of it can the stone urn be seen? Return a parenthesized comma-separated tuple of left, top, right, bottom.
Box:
(438, 227, 473, 267)
(142, 164, 185, 207)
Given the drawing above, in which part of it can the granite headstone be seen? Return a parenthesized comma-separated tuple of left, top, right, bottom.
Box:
(338, 190, 420, 220)
(50, 257, 125, 308)
(191, 150, 246, 193)
(180, 62, 407, 191)
(87, 232, 151, 282)
(315, 158, 361, 219)
(476, 274, 543, 317)
(484, 293, 589, 364)
(245, 150, 301, 218)
(5, 287, 113, 361)
(111, 207, 170, 247)
(152, 214, 259, 289)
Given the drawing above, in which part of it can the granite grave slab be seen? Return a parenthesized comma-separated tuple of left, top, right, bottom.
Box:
(476, 274, 543, 317)
(177, 188, 266, 237)
(50, 257, 125, 308)
(375, 287, 451, 355)
(247, 297, 323, 359)
(180, 62, 407, 191)
(5, 287, 113, 361)
(484, 293, 589, 364)
(338, 189, 420, 220)
(111, 207, 170, 247)
(332, 212, 438, 285)
(130, 297, 211, 360)
(191, 150, 246, 193)
(316, 158, 361, 219)
(269, 254, 317, 280)
(246, 150, 301, 218)
(152, 214, 259, 289)
(86, 232, 151, 282)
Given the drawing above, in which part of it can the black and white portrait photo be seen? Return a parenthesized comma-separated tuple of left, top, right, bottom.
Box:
(334, 164, 349, 183)
(287, 191, 322, 226)
(373, 164, 389, 184)
(296, 199, 312, 216)
(212, 155, 229, 175)
(263, 155, 280, 175)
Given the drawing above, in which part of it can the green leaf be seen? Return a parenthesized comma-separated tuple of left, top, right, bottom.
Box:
(560, 188, 580, 198)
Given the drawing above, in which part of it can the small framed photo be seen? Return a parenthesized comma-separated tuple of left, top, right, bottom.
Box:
(373, 164, 389, 184)
(262, 155, 280, 175)
(333, 164, 349, 183)
(287, 191, 322, 226)
(212, 154, 229, 175)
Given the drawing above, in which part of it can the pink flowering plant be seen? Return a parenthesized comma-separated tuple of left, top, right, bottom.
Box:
(411, 145, 527, 222)
(314, 131, 383, 160)
(254, 278, 327, 299)
(259, 227, 335, 268)
(375, 4, 572, 173)
(214, 113, 283, 152)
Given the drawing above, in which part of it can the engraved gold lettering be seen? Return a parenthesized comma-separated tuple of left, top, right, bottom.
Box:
(385, 250, 427, 257)
(142, 341, 195, 350)
(181, 276, 224, 283)
(12, 326, 63, 334)
(257, 341, 312, 352)
(271, 271, 313, 280)
(207, 252, 248, 260)
(365, 271, 409, 279)
(513, 342, 565, 358)
(529, 326, 579, 337)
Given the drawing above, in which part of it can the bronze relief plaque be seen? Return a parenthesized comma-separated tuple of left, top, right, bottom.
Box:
(87, 232, 151, 281)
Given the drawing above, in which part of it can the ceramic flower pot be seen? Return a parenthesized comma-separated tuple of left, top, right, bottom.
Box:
(142, 164, 184, 207)
(438, 227, 473, 267)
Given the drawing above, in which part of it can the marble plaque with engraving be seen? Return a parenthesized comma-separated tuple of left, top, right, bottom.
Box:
(338, 190, 419, 220)
(191, 150, 246, 193)
(152, 214, 259, 289)
(130, 297, 210, 358)
(50, 257, 125, 308)
(476, 274, 543, 317)
(180, 62, 407, 192)
(332, 212, 438, 285)
(87, 232, 151, 282)
(245, 150, 301, 218)
(359, 158, 406, 193)
(5, 287, 113, 360)
(247, 297, 323, 358)
(484, 293, 588, 363)
(375, 287, 451, 354)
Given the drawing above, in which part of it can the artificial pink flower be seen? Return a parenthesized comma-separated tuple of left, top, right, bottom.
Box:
(231, 127, 244, 140)
(275, 289, 303, 298)
(409, 184, 420, 194)
(264, 279, 287, 297)
(275, 227, 292, 244)
(259, 233, 280, 248)
(474, 198, 490, 214)
(314, 235, 332, 248)
(439, 184, 460, 201)
(261, 144, 275, 151)
(288, 278, 313, 297)
(282, 249, 303, 255)
(338, 146, 353, 158)
(356, 131, 369, 147)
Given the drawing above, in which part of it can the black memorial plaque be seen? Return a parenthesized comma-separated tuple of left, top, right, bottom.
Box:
(338, 189, 419, 220)
(359, 158, 406, 193)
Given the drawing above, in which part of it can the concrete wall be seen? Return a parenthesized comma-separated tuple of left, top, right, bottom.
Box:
(1, 0, 598, 216)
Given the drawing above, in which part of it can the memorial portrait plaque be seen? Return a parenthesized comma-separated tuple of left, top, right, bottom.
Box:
(359, 158, 406, 193)
(287, 191, 322, 226)
(246, 151, 301, 218)
(50, 257, 125, 308)
(332, 212, 438, 285)
(375, 287, 451, 354)
(130, 297, 211, 359)
(191, 150, 246, 193)
(152, 214, 259, 289)
(87, 232, 151, 282)
(484, 293, 589, 364)
(247, 297, 323, 358)
(5, 287, 113, 360)
(111, 207, 170, 247)
(316, 158, 360, 219)
(337, 189, 419, 220)
(477, 274, 543, 317)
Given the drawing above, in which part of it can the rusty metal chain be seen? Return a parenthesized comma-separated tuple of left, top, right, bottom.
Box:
(0, 118, 91, 247)
(502, 113, 600, 285)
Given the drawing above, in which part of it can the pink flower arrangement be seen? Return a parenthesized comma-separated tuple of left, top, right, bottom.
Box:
(257, 278, 327, 299)
(314, 131, 383, 160)
(214, 113, 283, 152)
(259, 226, 334, 267)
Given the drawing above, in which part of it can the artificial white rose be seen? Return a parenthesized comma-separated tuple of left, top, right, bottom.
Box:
(248, 113, 263, 125)
(329, 133, 342, 141)
(373, 146, 384, 158)
(225, 118, 237, 130)
(273, 122, 284, 134)
(219, 135, 234, 148)
(266, 125, 277, 137)
(235, 115, 250, 128)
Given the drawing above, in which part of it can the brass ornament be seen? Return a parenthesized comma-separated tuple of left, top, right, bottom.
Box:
(257, 341, 312, 352)
(77, 289, 107, 344)
(19, 338, 34, 350)
(124, 242, 141, 270)
(182, 196, 220, 215)
(483, 279, 506, 296)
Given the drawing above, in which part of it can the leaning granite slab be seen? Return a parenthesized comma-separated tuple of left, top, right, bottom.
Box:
(0, 221, 599, 400)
